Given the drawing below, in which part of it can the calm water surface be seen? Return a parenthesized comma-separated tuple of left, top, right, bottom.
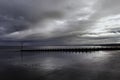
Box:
(0, 51, 120, 80)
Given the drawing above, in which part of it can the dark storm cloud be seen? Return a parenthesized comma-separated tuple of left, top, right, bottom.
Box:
(0, 0, 66, 39)
(0, 0, 96, 40)
(0, 0, 66, 22)
(0, 0, 120, 45)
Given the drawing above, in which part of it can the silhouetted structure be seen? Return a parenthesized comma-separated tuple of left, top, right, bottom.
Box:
(21, 44, 120, 52)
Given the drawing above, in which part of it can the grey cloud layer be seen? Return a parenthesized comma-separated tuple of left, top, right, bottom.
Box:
(0, 0, 120, 45)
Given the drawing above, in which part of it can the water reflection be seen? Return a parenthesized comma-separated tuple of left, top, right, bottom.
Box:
(0, 51, 120, 80)
(80, 51, 110, 62)
(21, 51, 111, 71)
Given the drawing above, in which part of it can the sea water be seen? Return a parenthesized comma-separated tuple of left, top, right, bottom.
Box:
(0, 51, 120, 80)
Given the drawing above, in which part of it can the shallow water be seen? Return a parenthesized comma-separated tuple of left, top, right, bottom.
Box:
(0, 51, 120, 80)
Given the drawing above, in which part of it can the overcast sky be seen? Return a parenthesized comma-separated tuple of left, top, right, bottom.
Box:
(0, 0, 120, 45)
